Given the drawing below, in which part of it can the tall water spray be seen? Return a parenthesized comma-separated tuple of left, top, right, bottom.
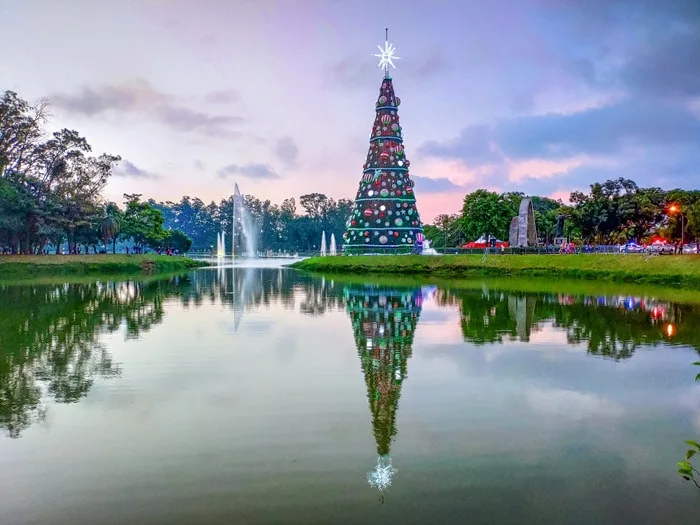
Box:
(216, 232, 225, 258)
(233, 183, 258, 257)
(329, 233, 337, 256)
(320, 231, 327, 257)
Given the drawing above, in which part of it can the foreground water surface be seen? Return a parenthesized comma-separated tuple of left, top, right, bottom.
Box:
(1, 264, 699, 524)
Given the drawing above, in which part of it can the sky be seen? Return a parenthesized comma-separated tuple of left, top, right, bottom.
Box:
(2, 0, 699, 223)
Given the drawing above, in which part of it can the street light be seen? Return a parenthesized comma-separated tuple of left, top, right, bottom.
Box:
(667, 203, 685, 248)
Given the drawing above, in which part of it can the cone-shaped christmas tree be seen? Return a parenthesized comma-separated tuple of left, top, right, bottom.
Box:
(343, 33, 424, 255)
(343, 283, 425, 492)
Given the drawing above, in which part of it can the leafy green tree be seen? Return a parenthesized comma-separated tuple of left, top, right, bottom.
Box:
(460, 190, 512, 241)
(164, 229, 192, 253)
(100, 202, 122, 253)
(121, 194, 167, 251)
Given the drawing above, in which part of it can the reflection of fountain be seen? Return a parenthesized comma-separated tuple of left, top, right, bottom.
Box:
(329, 234, 337, 256)
(343, 284, 424, 497)
(421, 239, 440, 256)
(216, 232, 225, 258)
(320, 231, 327, 257)
(233, 183, 258, 258)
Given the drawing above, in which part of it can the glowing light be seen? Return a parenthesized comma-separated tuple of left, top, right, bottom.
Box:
(666, 323, 676, 337)
(367, 455, 397, 492)
(373, 40, 400, 75)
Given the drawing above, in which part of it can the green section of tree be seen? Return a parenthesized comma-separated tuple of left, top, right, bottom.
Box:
(150, 193, 353, 253)
(423, 179, 699, 247)
(0, 91, 190, 254)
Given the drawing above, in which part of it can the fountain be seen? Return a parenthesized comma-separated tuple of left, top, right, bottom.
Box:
(329, 234, 337, 256)
(216, 232, 225, 258)
(233, 183, 258, 258)
(320, 231, 327, 257)
(421, 239, 441, 256)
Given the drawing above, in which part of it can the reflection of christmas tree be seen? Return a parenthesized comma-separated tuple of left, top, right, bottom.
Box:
(344, 284, 424, 493)
(343, 33, 423, 254)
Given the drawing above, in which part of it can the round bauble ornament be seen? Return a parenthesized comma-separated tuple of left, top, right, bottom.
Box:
(364, 231, 369, 236)
(373, 210, 379, 215)
(363, 209, 372, 217)
(364, 222, 369, 227)
(384, 222, 390, 226)
(351, 220, 356, 226)
(391, 123, 399, 131)
(396, 97, 401, 106)
(379, 235, 388, 244)
(394, 232, 399, 237)
(380, 189, 389, 197)
(397, 160, 404, 167)
(381, 114, 391, 125)
(380, 152, 390, 162)
(395, 218, 403, 226)
(403, 203, 408, 208)
(406, 188, 413, 194)
(379, 95, 387, 104)
(365, 237, 370, 243)
(376, 219, 381, 224)
(379, 205, 386, 211)
(388, 230, 393, 235)
(368, 190, 374, 197)
(405, 160, 410, 167)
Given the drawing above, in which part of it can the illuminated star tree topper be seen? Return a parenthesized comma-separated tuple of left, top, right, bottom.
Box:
(373, 28, 400, 78)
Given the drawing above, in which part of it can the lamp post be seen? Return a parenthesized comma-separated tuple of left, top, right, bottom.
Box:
(668, 204, 685, 249)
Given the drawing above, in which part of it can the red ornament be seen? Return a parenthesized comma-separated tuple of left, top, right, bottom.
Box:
(380, 152, 390, 162)
(364, 231, 369, 236)
(394, 232, 399, 237)
(363, 209, 372, 217)
(351, 220, 356, 226)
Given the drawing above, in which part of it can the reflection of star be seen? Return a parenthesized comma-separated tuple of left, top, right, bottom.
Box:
(368, 455, 397, 492)
(373, 40, 400, 74)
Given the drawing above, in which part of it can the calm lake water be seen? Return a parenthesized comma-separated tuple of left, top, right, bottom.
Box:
(1, 263, 699, 524)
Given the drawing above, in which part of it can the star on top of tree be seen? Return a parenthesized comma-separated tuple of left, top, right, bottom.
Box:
(373, 28, 400, 77)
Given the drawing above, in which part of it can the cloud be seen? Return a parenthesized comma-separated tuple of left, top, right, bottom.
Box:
(524, 387, 625, 420)
(193, 159, 205, 171)
(327, 47, 449, 89)
(204, 90, 240, 104)
(273, 136, 298, 168)
(420, 99, 700, 164)
(217, 163, 279, 180)
(413, 175, 467, 194)
(113, 160, 159, 179)
(51, 79, 246, 138)
(621, 30, 700, 99)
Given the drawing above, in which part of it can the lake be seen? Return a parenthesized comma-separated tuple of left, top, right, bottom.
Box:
(1, 263, 699, 524)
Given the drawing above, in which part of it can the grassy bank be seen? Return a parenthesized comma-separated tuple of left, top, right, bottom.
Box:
(291, 254, 700, 288)
(0, 254, 207, 279)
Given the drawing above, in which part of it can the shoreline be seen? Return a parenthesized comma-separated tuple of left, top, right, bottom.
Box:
(0, 254, 207, 279)
(290, 254, 700, 288)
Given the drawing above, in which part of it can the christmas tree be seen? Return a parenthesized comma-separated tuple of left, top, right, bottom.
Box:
(343, 31, 424, 255)
(343, 283, 425, 493)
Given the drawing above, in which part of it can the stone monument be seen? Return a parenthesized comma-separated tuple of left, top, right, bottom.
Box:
(553, 214, 568, 246)
(508, 197, 538, 247)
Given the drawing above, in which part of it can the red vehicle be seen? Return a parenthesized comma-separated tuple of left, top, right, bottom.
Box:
(462, 236, 509, 249)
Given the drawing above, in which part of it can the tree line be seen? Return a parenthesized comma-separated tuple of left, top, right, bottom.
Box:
(4, 89, 698, 254)
(150, 193, 353, 253)
(0, 90, 196, 254)
(423, 178, 700, 247)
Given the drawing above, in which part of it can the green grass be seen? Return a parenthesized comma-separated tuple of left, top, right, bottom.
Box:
(291, 254, 700, 288)
(0, 254, 207, 279)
